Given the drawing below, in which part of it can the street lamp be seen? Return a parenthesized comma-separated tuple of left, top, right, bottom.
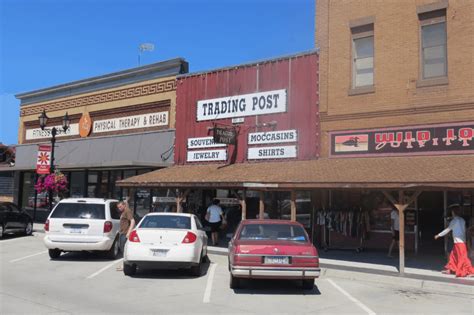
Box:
(38, 109, 71, 211)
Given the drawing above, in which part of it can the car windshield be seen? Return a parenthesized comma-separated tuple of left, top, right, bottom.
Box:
(50, 203, 105, 220)
(238, 223, 308, 242)
(139, 215, 191, 229)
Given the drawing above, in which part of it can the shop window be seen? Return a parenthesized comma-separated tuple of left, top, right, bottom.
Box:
(111, 170, 123, 200)
(418, 9, 447, 85)
(21, 172, 36, 210)
(351, 23, 374, 92)
(135, 189, 151, 218)
(123, 170, 137, 179)
(70, 172, 85, 198)
(88, 171, 99, 184)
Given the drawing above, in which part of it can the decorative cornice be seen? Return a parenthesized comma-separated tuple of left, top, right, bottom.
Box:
(20, 79, 176, 117)
(320, 101, 474, 122)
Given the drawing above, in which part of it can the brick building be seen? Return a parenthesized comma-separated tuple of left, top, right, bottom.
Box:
(315, 0, 474, 269)
(13, 58, 188, 219)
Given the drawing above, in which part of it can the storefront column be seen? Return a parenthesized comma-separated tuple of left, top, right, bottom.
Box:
(290, 190, 297, 221)
(443, 190, 448, 256)
(232, 190, 247, 220)
(259, 191, 265, 219)
(175, 189, 190, 213)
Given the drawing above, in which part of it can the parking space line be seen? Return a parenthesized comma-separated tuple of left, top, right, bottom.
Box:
(10, 250, 48, 263)
(327, 279, 376, 315)
(0, 236, 38, 244)
(203, 262, 217, 303)
(86, 258, 124, 279)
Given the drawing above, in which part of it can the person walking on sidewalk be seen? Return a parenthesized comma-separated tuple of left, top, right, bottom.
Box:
(387, 208, 399, 257)
(435, 204, 474, 277)
(206, 199, 224, 246)
(116, 200, 135, 271)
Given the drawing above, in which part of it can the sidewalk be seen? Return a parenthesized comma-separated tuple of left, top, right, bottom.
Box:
(207, 245, 474, 295)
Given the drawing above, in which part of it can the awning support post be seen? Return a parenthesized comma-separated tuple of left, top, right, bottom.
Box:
(290, 190, 297, 221)
(231, 190, 247, 221)
(259, 191, 265, 219)
(176, 189, 190, 213)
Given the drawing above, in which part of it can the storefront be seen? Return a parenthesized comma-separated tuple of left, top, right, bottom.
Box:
(13, 58, 188, 220)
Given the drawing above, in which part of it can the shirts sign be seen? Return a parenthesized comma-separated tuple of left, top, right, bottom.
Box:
(93, 111, 168, 133)
(197, 89, 287, 121)
(36, 145, 52, 175)
(248, 145, 297, 160)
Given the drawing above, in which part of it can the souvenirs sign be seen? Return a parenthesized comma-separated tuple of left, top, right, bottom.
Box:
(93, 111, 168, 133)
(197, 89, 287, 121)
(330, 122, 474, 157)
(248, 145, 297, 160)
(36, 145, 52, 175)
(187, 137, 226, 149)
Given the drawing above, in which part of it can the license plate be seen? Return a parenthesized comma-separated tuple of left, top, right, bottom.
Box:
(150, 249, 169, 257)
(69, 229, 83, 234)
(264, 256, 289, 264)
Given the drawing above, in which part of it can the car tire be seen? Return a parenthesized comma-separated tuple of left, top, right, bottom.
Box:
(105, 237, 120, 260)
(48, 249, 61, 259)
(24, 221, 33, 236)
(123, 263, 136, 276)
(302, 279, 314, 290)
(0, 224, 4, 239)
(229, 273, 240, 289)
(190, 254, 203, 277)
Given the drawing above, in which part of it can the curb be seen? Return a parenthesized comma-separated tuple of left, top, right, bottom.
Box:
(207, 247, 473, 295)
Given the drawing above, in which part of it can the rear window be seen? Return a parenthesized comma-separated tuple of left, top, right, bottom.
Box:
(238, 223, 308, 242)
(50, 203, 105, 220)
(139, 215, 191, 229)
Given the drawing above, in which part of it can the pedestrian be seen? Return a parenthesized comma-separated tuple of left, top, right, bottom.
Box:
(434, 204, 474, 277)
(206, 199, 225, 246)
(387, 208, 399, 257)
(116, 200, 135, 271)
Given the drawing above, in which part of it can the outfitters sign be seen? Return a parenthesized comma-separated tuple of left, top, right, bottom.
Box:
(330, 122, 474, 157)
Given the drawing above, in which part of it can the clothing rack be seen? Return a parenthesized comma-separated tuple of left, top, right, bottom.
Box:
(316, 207, 369, 253)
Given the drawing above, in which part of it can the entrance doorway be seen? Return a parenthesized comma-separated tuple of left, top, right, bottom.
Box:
(418, 191, 445, 254)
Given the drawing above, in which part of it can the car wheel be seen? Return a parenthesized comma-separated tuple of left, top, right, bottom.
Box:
(48, 249, 61, 259)
(105, 237, 120, 260)
(123, 263, 136, 276)
(24, 222, 33, 236)
(302, 279, 314, 290)
(0, 224, 4, 239)
(190, 255, 203, 277)
(229, 273, 240, 289)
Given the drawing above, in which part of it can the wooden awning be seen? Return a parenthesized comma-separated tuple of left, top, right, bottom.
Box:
(117, 155, 474, 190)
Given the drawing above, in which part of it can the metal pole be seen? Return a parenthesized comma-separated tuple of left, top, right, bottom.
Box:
(48, 128, 56, 212)
(398, 190, 405, 275)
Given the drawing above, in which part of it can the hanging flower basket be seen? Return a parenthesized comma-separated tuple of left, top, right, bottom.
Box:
(35, 170, 68, 194)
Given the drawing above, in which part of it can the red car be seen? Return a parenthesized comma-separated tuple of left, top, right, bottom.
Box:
(228, 219, 320, 290)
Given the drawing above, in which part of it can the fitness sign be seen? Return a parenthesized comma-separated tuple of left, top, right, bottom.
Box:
(330, 122, 474, 157)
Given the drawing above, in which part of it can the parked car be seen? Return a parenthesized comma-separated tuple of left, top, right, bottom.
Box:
(43, 198, 121, 260)
(228, 219, 320, 290)
(123, 213, 208, 276)
(0, 202, 33, 238)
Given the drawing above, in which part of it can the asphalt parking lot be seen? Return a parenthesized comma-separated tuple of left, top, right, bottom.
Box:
(1, 232, 473, 315)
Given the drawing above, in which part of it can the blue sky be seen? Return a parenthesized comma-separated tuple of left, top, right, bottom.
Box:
(0, 0, 315, 145)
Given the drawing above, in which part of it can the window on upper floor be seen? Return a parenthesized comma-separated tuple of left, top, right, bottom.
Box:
(351, 24, 374, 89)
(419, 9, 447, 82)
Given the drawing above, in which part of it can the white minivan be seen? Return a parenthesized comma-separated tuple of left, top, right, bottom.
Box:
(43, 198, 121, 259)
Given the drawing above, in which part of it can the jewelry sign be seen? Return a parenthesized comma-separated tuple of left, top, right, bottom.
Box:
(330, 122, 474, 157)
(36, 145, 52, 175)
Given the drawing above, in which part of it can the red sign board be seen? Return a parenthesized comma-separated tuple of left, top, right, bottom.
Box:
(36, 145, 52, 174)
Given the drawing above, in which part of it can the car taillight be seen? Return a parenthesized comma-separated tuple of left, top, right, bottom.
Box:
(103, 221, 113, 233)
(44, 219, 49, 232)
(129, 230, 140, 242)
(182, 231, 197, 244)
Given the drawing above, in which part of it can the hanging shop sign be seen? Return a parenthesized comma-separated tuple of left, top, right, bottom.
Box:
(248, 145, 297, 160)
(26, 124, 79, 141)
(187, 149, 227, 162)
(330, 122, 474, 157)
(79, 112, 92, 138)
(218, 198, 241, 206)
(153, 196, 176, 203)
(196, 89, 287, 121)
(93, 111, 168, 133)
(36, 145, 52, 175)
(213, 126, 237, 145)
(248, 129, 297, 145)
(187, 137, 226, 149)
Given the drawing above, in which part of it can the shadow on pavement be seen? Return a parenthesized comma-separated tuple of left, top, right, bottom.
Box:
(232, 279, 322, 295)
(52, 251, 117, 262)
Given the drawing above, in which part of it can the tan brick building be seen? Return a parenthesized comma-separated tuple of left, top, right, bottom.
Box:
(315, 0, 474, 263)
(13, 59, 188, 219)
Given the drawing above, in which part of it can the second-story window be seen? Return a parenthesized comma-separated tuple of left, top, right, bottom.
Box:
(352, 24, 374, 88)
(419, 9, 447, 80)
